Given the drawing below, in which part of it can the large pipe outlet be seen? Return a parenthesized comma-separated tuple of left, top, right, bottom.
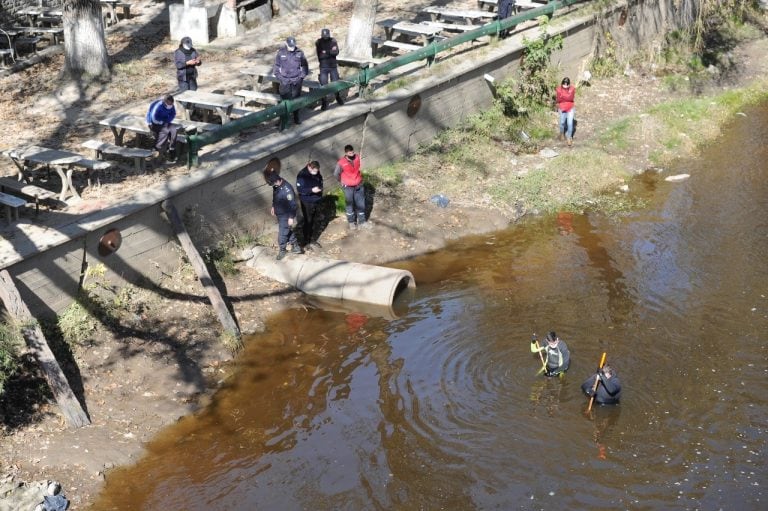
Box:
(246, 247, 415, 307)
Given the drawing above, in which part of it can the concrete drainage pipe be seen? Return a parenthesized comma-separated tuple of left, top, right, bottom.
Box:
(246, 247, 415, 307)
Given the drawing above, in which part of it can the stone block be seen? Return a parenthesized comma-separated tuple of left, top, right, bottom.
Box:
(170, 4, 210, 45)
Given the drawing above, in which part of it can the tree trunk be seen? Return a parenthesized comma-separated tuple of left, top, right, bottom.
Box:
(343, 0, 379, 60)
(63, 0, 110, 78)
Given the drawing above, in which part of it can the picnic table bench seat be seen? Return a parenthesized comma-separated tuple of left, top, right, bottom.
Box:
(0, 176, 57, 215)
(36, 15, 62, 26)
(420, 20, 479, 33)
(82, 139, 153, 173)
(229, 107, 258, 118)
(15, 36, 42, 56)
(0, 191, 27, 225)
(72, 158, 114, 187)
(17, 26, 64, 44)
(234, 89, 281, 106)
(371, 37, 422, 56)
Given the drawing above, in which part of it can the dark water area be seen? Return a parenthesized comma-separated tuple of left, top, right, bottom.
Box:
(91, 103, 768, 510)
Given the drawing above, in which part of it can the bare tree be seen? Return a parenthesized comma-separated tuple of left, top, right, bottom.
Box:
(63, 0, 110, 78)
(342, 0, 379, 60)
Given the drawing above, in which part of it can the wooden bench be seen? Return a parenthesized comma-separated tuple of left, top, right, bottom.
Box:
(0, 191, 27, 225)
(0, 177, 56, 215)
(420, 20, 479, 33)
(82, 139, 153, 173)
(229, 107, 258, 118)
(14, 36, 41, 57)
(72, 158, 114, 187)
(30, 27, 63, 44)
(371, 37, 422, 56)
(234, 89, 281, 106)
(36, 15, 62, 26)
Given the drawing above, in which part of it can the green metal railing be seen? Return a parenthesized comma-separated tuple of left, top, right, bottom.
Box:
(186, 0, 580, 166)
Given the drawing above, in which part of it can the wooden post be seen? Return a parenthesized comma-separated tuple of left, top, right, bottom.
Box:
(161, 200, 241, 339)
(0, 270, 90, 428)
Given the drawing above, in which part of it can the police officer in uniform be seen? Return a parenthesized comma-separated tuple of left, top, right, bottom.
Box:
(498, 0, 516, 37)
(315, 28, 345, 111)
(273, 36, 309, 126)
(267, 172, 303, 260)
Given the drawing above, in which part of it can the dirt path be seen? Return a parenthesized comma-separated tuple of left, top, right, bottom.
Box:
(1, 1, 767, 509)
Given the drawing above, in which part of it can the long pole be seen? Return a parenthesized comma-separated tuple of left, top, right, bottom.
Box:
(532, 333, 547, 375)
(587, 352, 607, 413)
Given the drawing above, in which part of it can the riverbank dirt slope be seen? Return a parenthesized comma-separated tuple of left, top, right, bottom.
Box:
(1, 0, 768, 508)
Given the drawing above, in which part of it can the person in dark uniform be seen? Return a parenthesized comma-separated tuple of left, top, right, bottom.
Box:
(174, 36, 202, 91)
(267, 172, 303, 260)
(315, 28, 345, 111)
(273, 36, 309, 126)
(296, 160, 323, 249)
(530, 331, 571, 376)
(498, 0, 516, 38)
(581, 364, 622, 405)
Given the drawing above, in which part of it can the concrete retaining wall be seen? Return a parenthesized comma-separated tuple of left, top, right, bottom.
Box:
(4, 0, 702, 316)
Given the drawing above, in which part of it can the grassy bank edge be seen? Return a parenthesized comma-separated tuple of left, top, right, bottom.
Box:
(363, 76, 768, 219)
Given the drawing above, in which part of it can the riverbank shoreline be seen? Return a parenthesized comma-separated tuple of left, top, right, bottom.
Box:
(2, 6, 768, 511)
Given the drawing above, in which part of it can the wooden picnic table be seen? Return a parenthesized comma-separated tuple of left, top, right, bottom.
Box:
(98, 114, 220, 146)
(377, 19, 443, 45)
(2, 145, 89, 201)
(15, 7, 62, 27)
(421, 6, 498, 25)
(239, 67, 323, 92)
(477, 0, 548, 11)
(100, 0, 121, 26)
(174, 90, 243, 124)
(10, 25, 64, 45)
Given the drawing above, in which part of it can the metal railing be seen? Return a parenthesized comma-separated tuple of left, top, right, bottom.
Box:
(186, 0, 580, 166)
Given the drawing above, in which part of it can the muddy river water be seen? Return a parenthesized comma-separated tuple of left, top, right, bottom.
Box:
(91, 103, 767, 510)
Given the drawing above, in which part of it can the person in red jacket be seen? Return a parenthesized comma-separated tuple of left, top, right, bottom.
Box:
(333, 144, 370, 230)
(556, 76, 576, 147)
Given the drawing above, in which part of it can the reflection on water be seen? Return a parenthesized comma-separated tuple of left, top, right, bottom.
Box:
(91, 104, 768, 510)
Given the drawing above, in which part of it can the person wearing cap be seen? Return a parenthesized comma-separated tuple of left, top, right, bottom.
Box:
(145, 94, 178, 162)
(581, 364, 622, 405)
(556, 76, 576, 147)
(273, 36, 309, 126)
(334, 144, 370, 230)
(315, 28, 344, 111)
(174, 36, 202, 91)
(266, 172, 303, 260)
(530, 331, 570, 376)
(296, 160, 324, 249)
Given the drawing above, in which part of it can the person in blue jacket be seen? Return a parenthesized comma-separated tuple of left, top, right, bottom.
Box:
(174, 36, 201, 91)
(581, 364, 622, 405)
(266, 171, 303, 260)
(296, 160, 323, 249)
(146, 95, 178, 162)
(274, 36, 309, 126)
